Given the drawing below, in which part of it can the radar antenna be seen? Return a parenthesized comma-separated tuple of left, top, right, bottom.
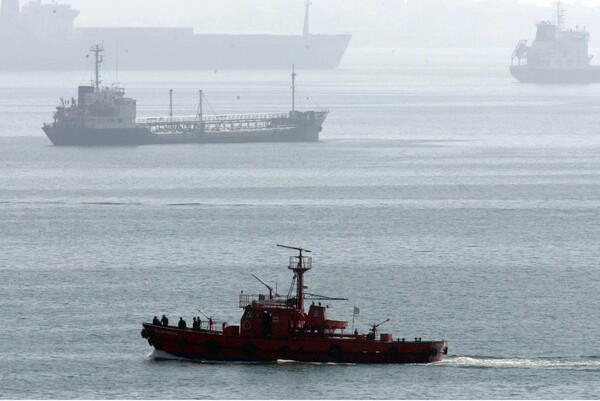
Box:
(277, 244, 311, 253)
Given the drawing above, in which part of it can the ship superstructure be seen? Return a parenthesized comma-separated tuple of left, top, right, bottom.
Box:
(0, 0, 351, 70)
(510, 2, 600, 83)
(42, 44, 327, 146)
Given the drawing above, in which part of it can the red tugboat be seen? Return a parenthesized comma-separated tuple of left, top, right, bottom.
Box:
(141, 245, 448, 363)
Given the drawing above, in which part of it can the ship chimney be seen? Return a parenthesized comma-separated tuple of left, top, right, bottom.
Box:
(0, 0, 20, 37)
(302, 0, 311, 37)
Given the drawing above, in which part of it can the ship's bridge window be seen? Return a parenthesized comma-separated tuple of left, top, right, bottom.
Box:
(243, 310, 254, 319)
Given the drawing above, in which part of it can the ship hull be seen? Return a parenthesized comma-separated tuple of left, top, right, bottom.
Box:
(510, 65, 600, 83)
(142, 324, 448, 364)
(0, 32, 351, 70)
(42, 115, 324, 146)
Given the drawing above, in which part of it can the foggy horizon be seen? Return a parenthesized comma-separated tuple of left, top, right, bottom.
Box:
(6, 0, 600, 47)
(3, 0, 600, 398)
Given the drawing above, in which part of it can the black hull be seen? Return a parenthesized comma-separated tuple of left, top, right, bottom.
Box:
(510, 65, 600, 83)
(42, 121, 323, 147)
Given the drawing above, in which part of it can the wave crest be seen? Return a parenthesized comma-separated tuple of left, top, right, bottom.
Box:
(445, 356, 600, 369)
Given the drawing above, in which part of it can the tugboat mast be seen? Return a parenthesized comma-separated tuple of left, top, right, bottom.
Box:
(277, 244, 311, 311)
(90, 44, 105, 91)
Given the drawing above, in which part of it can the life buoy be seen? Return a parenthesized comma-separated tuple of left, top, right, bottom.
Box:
(242, 320, 252, 331)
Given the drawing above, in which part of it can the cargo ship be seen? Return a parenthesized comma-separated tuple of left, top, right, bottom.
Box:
(510, 2, 600, 83)
(0, 0, 351, 70)
(141, 245, 448, 364)
(42, 45, 327, 146)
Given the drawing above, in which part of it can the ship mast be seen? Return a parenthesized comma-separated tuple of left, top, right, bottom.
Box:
(278, 244, 311, 311)
(198, 90, 203, 122)
(291, 65, 296, 114)
(554, 1, 565, 32)
(90, 44, 105, 91)
(302, 0, 311, 37)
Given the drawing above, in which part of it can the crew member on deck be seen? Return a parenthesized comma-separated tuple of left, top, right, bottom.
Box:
(161, 314, 169, 326)
(178, 317, 187, 329)
(153, 316, 161, 325)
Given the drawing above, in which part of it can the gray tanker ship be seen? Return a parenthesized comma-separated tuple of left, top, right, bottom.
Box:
(0, 0, 351, 70)
(42, 45, 327, 146)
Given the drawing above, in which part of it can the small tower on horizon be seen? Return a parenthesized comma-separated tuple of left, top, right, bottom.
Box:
(0, 0, 21, 37)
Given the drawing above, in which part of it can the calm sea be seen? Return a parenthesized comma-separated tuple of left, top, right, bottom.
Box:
(1, 48, 599, 399)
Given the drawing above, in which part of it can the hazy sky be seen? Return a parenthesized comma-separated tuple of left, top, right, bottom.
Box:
(64, 0, 600, 28)
(24, 0, 600, 47)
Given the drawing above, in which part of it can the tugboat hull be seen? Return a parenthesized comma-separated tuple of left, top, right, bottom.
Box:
(142, 324, 448, 364)
(510, 65, 600, 83)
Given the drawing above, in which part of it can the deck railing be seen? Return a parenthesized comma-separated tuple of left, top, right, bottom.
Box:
(136, 112, 289, 126)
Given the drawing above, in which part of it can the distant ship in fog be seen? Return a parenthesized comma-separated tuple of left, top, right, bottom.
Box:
(510, 2, 600, 83)
(42, 44, 328, 146)
(0, 0, 351, 70)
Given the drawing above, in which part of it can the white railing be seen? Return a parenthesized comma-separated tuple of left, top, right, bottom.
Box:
(136, 112, 288, 125)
